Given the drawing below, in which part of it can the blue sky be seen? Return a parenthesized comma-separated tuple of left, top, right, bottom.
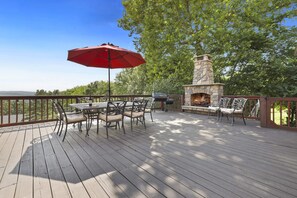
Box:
(0, 1, 296, 92)
(0, 0, 134, 91)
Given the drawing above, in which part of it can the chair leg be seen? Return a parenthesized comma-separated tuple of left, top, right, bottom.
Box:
(122, 120, 125, 134)
(84, 121, 92, 137)
(53, 120, 59, 132)
(56, 120, 62, 134)
(97, 119, 99, 134)
(242, 114, 246, 125)
(62, 124, 68, 142)
(78, 122, 82, 132)
(217, 110, 221, 121)
(59, 123, 64, 136)
(106, 122, 109, 138)
(143, 116, 146, 129)
(130, 118, 133, 131)
(150, 112, 153, 122)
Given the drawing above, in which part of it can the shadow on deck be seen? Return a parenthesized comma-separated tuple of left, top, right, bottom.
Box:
(1, 111, 297, 198)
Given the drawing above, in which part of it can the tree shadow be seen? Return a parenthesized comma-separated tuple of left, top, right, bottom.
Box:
(8, 111, 297, 197)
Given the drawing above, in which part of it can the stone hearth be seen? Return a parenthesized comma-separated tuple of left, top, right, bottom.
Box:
(182, 54, 224, 111)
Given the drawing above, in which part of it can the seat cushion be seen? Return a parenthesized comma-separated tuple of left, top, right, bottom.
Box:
(66, 113, 86, 124)
(220, 108, 234, 114)
(208, 106, 220, 111)
(124, 111, 144, 118)
(99, 114, 122, 122)
(220, 108, 243, 114)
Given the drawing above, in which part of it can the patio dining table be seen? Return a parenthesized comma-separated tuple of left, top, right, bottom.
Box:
(69, 101, 133, 134)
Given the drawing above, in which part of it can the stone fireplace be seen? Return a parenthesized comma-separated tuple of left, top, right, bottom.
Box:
(182, 54, 224, 111)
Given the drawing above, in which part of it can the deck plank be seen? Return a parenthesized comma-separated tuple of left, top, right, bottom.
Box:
(68, 129, 147, 198)
(32, 125, 52, 198)
(105, 130, 248, 198)
(90, 131, 205, 198)
(41, 124, 72, 198)
(122, 126, 296, 197)
(107, 136, 222, 198)
(0, 126, 24, 198)
(46, 125, 90, 198)
(15, 125, 34, 198)
(67, 130, 129, 198)
(91, 133, 183, 198)
(61, 131, 109, 198)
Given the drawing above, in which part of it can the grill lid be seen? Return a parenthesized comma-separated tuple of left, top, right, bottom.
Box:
(152, 92, 167, 98)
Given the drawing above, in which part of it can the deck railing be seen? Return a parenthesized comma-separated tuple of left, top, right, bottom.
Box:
(1, 94, 296, 131)
(226, 96, 297, 131)
(0, 95, 150, 127)
(260, 97, 297, 131)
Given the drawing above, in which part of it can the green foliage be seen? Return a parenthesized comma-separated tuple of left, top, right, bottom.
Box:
(118, 0, 297, 96)
(35, 81, 114, 96)
(114, 66, 148, 94)
(35, 89, 60, 96)
(61, 81, 111, 96)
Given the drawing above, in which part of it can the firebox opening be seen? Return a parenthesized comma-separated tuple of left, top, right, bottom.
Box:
(191, 93, 210, 107)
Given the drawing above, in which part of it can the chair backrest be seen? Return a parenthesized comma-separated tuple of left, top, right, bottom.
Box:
(132, 99, 148, 113)
(55, 102, 68, 122)
(52, 101, 63, 120)
(106, 101, 127, 116)
(232, 98, 248, 111)
(146, 97, 155, 109)
(218, 97, 231, 108)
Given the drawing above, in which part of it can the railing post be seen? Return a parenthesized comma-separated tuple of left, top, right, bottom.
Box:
(180, 94, 184, 112)
(260, 96, 268, 128)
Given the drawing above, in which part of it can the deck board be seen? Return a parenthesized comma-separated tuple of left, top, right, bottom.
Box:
(1, 112, 297, 198)
(14, 126, 34, 198)
(0, 126, 24, 198)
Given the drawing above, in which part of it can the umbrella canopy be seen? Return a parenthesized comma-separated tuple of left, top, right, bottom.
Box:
(67, 43, 146, 100)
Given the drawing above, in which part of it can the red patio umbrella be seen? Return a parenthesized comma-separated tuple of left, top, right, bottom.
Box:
(67, 43, 146, 100)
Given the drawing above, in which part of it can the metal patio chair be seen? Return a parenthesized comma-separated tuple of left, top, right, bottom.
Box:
(55, 102, 87, 141)
(144, 97, 155, 122)
(124, 99, 148, 131)
(220, 98, 248, 125)
(208, 97, 231, 120)
(98, 101, 127, 138)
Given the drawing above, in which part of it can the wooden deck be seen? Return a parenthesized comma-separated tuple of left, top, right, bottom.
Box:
(1, 111, 297, 198)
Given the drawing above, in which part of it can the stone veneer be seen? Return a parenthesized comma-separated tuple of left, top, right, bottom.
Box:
(183, 54, 224, 107)
(192, 54, 214, 84)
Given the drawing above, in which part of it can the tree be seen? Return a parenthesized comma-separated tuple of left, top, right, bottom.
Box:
(118, 0, 297, 96)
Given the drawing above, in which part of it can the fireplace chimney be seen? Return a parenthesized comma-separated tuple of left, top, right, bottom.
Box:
(192, 54, 214, 85)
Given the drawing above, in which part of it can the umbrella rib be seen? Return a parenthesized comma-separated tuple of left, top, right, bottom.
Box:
(112, 52, 145, 66)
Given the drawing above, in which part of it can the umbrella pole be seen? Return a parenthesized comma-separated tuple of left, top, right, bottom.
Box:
(108, 49, 111, 101)
(108, 67, 111, 101)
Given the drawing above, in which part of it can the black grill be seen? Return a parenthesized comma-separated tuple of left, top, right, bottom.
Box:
(152, 92, 168, 102)
(152, 92, 174, 111)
